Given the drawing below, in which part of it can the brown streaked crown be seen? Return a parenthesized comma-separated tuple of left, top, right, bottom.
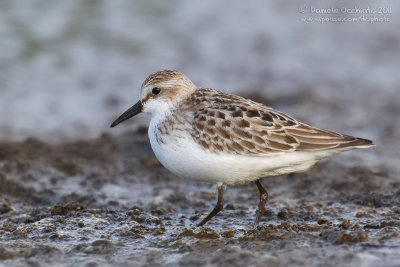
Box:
(142, 70, 194, 89)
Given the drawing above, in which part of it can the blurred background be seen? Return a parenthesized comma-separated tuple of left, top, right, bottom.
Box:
(1, 0, 399, 144)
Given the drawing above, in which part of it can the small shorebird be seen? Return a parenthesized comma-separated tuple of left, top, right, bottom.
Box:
(110, 70, 374, 226)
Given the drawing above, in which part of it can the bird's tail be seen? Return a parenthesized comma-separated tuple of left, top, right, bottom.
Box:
(337, 136, 375, 149)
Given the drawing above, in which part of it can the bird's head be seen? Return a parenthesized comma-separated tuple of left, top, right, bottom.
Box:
(110, 70, 196, 127)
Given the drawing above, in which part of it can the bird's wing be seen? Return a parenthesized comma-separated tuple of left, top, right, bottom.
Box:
(189, 89, 373, 155)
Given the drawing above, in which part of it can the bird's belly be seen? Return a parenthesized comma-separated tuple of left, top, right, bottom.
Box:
(149, 131, 229, 183)
(148, 129, 333, 185)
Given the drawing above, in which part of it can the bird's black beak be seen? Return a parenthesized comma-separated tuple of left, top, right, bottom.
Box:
(110, 100, 142, 128)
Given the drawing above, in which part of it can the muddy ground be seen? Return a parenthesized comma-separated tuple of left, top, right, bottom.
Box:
(0, 118, 399, 266)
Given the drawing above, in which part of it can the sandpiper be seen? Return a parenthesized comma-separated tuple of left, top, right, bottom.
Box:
(110, 70, 374, 226)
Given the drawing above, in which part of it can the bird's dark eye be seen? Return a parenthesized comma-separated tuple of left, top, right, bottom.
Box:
(152, 87, 161, 95)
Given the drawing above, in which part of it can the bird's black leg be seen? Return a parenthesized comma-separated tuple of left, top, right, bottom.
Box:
(197, 184, 224, 227)
(254, 179, 269, 225)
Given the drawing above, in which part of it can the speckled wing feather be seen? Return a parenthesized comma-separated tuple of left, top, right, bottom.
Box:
(189, 88, 373, 155)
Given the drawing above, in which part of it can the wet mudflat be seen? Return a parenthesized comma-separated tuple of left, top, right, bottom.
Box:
(0, 124, 399, 266)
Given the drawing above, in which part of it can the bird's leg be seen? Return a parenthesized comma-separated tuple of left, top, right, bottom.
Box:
(254, 179, 269, 225)
(197, 184, 224, 227)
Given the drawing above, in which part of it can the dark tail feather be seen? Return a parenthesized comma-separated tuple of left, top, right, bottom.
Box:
(338, 136, 375, 149)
